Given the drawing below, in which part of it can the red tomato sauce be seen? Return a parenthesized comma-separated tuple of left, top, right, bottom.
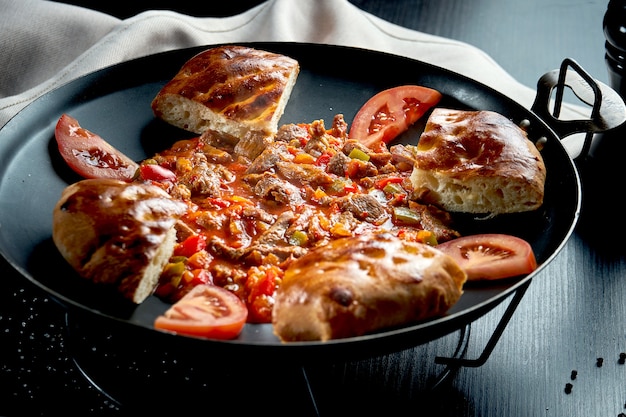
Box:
(142, 115, 459, 323)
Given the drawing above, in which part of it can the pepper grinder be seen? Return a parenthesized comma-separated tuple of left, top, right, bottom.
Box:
(604, 0, 626, 98)
(577, 0, 626, 243)
(588, 0, 626, 162)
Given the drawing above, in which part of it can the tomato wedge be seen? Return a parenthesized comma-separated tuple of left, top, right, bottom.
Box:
(154, 284, 248, 340)
(55, 114, 139, 181)
(349, 85, 442, 148)
(436, 234, 537, 281)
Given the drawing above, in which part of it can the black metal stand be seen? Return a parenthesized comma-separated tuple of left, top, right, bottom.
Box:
(64, 309, 475, 415)
(434, 280, 531, 368)
(64, 287, 537, 415)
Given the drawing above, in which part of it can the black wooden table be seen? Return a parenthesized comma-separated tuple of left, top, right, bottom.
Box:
(2, 1, 623, 416)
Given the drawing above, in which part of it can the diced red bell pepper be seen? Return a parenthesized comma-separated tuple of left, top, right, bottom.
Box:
(374, 176, 403, 190)
(188, 269, 212, 286)
(174, 234, 207, 258)
(257, 270, 276, 297)
(139, 163, 177, 182)
(315, 153, 332, 166)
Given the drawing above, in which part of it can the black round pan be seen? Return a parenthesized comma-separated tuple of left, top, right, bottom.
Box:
(0, 43, 610, 364)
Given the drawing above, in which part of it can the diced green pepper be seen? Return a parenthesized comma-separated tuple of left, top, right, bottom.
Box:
(289, 230, 309, 246)
(161, 262, 185, 278)
(348, 148, 370, 162)
(169, 256, 187, 264)
(383, 183, 404, 194)
(328, 178, 357, 194)
(393, 206, 422, 225)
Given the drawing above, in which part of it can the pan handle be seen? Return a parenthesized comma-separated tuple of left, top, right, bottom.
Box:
(531, 58, 626, 160)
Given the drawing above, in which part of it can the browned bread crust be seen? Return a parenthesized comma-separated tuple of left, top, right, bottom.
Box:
(151, 45, 300, 141)
(52, 178, 188, 303)
(409, 108, 546, 214)
(272, 233, 467, 342)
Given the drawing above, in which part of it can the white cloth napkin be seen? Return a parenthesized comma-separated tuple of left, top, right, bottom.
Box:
(0, 0, 589, 134)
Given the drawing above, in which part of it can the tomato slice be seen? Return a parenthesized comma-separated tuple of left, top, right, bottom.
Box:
(55, 114, 139, 181)
(436, 234, 538, 281)
(154, 284, 248, 340)
(349, 85, 442, 148)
